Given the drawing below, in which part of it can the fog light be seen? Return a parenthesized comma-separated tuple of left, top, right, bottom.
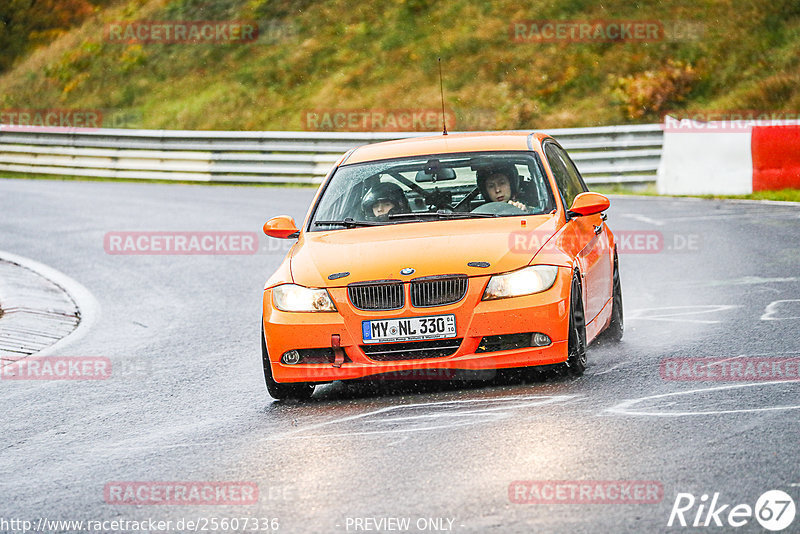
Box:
(531, 333, 551, 347)
(282, 350, 301, 365)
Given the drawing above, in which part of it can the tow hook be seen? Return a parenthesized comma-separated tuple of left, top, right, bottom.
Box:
(331, 334, 345, 368)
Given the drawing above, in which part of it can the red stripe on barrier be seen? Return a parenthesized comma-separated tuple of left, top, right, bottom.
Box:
(752, 125, 800, 191)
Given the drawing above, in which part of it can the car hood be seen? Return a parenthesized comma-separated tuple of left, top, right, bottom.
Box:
(290, 215, 559, 287)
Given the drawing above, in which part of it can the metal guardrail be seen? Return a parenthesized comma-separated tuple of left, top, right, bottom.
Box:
(0, 124, 662, 185)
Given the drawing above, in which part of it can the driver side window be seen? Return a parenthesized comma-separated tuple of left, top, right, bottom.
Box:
(545, 143, 585, 209)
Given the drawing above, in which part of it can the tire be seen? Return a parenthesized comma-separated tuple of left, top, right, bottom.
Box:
(601, 252, 624, 343)
(261, 323, 315, 401)
(563, 271, 587, 376)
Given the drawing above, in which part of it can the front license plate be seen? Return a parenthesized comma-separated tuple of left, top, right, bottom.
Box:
(362, 314, 456, 344)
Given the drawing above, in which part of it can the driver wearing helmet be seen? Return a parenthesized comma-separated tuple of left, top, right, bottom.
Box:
(476, 163, 528, 211)
(361, 182, 411, 221)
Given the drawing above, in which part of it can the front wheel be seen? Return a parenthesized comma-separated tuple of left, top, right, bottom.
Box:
(261, 323, 315, 401)
(563, 271, 587, 376)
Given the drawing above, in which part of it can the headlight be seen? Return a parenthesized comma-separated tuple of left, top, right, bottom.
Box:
(482, 265, 559, 300)
(272, 284, 337, 312)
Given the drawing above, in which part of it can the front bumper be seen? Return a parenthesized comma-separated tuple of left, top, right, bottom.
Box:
(263, 269, 571, 383)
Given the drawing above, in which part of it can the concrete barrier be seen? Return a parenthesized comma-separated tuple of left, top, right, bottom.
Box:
(657, 128, 753, 195)
(752, 125, 800, 191)
(657, 118, 800, 195)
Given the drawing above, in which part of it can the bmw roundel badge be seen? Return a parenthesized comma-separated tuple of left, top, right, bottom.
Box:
(400, 267, 415, 276)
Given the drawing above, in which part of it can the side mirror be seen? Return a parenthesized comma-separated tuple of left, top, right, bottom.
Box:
(568, 192, 610, 217)
(263, 216, 299, 239)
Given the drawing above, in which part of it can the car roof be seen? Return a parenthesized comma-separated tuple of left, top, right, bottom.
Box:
(343, 131, 551, 165)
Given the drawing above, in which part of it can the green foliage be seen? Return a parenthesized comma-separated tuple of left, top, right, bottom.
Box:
(163, 0, 240, 20)
(248, 0, 317, 20)
(1, 0, 799, 131)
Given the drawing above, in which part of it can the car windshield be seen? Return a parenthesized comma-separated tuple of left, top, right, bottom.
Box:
(309, 151, 555, 231)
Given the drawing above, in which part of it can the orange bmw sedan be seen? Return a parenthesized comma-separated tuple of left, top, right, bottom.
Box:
(261, 132, 623, 399)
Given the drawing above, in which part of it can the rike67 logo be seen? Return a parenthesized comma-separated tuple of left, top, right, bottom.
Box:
(668, 490, 796, 531)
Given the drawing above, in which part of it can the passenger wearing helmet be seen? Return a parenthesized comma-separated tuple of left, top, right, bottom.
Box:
(361, 182, 411, 221)
(476, 164, 528, 211)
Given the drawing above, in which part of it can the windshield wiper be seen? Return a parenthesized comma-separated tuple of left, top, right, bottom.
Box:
(314, 218, 385, 228)
(388, 210, 499, 220)
(436, 211, 499, 219)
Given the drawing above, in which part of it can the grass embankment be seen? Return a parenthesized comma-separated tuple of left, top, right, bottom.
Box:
(696, 189, 800, 202)
(1, 0, 800, 131)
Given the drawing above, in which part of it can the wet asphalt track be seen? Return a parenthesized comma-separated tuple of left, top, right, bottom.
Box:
(1, 177, 799, 534)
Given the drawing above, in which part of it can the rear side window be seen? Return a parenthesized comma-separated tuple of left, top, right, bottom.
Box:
(544, 142, 586, 209)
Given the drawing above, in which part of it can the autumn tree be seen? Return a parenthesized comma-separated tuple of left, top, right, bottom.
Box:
(0, 0, 100, 73)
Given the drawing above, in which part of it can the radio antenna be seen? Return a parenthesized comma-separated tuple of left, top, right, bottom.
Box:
(438, 57, 448, 136)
